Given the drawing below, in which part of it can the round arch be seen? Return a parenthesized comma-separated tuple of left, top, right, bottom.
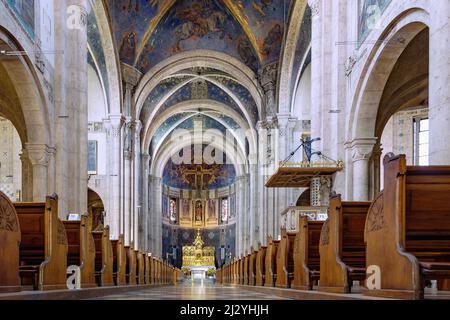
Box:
(134, 50, 264, 121)
(278, 0, 309, 114)
(348, 8, 430, 142)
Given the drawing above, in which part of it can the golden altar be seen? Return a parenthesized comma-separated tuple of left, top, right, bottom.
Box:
(182, 230, 215, 268)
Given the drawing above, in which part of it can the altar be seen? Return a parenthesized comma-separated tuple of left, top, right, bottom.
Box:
(182, 230, 216, 279)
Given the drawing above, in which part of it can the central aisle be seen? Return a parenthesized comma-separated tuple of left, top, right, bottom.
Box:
(93, 282, 291, 300)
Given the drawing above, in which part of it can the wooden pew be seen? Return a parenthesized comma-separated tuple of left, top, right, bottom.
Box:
(319, 194, 370, 293)
(92, 226, 114, 287)
(365, 153, 450, 300)
(291, 217, 323, 290)
(249, 250, 257, 286)
(239, 257, 244, 285)
(243, 254, 249, 285)
(255, 245, 267, 286)
(125, 244, 137, 285)
(144, 253, 150, 284)
(111, 235, 126, 286)
(15, 195, 68, 291)
(264, 236, 280, 287)
(276, 230, 296, 288)
(0, 191, 21, 292)
(136, 250, 145, 285)
(150, 257, 156, 284)
(64, 216, 96, 288)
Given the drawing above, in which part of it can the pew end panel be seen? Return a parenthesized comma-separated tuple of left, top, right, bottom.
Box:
(264, 237, 280, 287)
(319, 194, 371, 293)
(364, 154, 421, 300)
(0, 191, 21, 292)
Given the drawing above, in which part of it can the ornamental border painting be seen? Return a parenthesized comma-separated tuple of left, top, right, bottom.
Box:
(358, 0, 391, 44)
(7, 0, 35, 39)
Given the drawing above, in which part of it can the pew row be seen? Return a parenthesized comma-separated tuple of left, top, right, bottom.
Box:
(111, 235, 127, 286)
(92, 227, 115, 287)
(264, 237, 280, 287)
(319, 194, 371, 293)
(16, 195, 68, 291)
(365, 153, 450, 300)
(63, 216, 96, 288)
(291, 217, 323, 290)
(0, 191, 21, 292)
(276, 230, 296, 288)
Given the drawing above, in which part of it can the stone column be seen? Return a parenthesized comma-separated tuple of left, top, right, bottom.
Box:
(123, 119, 133, 246)
(20, 149, 33, 202)
(308, 0, 323, 150)
(108, 115, 123, 240)
(351, 138, 377, 201)
(141, 153, 151, 251)
(132, 121, 142, 249)
(429, 1, 450, 165)
(25, 144, 50, 202)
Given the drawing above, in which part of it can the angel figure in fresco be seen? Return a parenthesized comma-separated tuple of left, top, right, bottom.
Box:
(119, 31, 137, 62)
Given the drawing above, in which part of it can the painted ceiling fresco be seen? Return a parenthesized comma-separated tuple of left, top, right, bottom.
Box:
(163, 144, 236, 190)
(107, 0, 291, 73)
(140, 68, 259, 127)
(151, 113, 238, 152)
(6, 0, 35, 39)
(358, 0, 391, 43)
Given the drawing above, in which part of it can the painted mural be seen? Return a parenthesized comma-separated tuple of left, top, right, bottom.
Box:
(6, 0, 35, 38)
(163, 145, 236, 190)
(358, 0, 391, 43)
(109, 0, 260, 73)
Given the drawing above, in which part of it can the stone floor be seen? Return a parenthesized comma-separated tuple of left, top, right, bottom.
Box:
(92, 281, 291, 300)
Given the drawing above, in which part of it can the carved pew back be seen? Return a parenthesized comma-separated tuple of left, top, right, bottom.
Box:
(15, 195, 68, 291)
(276, 230, 296, 288)
(92, 226, 114, 287)
(319, 194, 371, 293)
(136, 251, 145, 284)
(125, 244, 137, 285)
(243, 254, 250, 285)
(144, 254, 150, 284)
(0, 192, 21, 292)
(111, 235, 126, 286)
(255, 246, 267, 286)
(292, 217, 323, 290)
(64, 216, 96, 288)
(264, 237, 280, 287)
(365, 154, 450, 299)
(249, 250, 257, 286)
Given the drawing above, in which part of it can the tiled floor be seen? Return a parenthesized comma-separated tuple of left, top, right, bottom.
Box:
(93, 281, 291, 300)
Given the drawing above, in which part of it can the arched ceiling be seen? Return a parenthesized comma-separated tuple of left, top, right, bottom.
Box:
(107, 0, 291, 73)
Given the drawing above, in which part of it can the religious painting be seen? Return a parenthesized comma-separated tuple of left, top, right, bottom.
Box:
(169, 198, 178, 224)
(162, 194, 169, 218)
(181, 199, 191, 219)
(229, 194, 236, 220)
(207, 199, 217, 221)
(194, 200, 203, 223)
(221, 198, 229, 223)
(87, 140, 98, 175)
(7, 0, 35, 38)
(358, 0, 391, 43)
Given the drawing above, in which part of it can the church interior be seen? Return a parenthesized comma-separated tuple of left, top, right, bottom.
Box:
(1, 0, 450, 303)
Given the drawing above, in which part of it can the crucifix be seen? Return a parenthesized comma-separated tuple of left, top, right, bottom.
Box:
(179, 165, 220, 191)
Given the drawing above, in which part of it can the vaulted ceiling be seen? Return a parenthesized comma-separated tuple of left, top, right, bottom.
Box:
(107, 0, 291, 73)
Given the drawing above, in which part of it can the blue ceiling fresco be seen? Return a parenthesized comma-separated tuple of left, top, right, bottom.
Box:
(163, 144, 236, 190)
(6, 0, 35, 39)
(107, 0, 291, 73)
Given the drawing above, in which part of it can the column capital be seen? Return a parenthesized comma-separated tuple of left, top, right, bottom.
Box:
(121, 63, 143, 88)
(25, 144, 53, 166)
(350, 138, 378, 162)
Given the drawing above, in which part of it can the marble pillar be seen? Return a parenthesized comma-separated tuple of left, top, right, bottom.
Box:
(109, 115, 123, 240)
(351, 138, 377, 201)
(429, 1, 450, 165)
(25, 144, 50, 202)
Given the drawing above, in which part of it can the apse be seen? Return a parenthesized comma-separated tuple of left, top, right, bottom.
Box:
(161, 144, 237, 268)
